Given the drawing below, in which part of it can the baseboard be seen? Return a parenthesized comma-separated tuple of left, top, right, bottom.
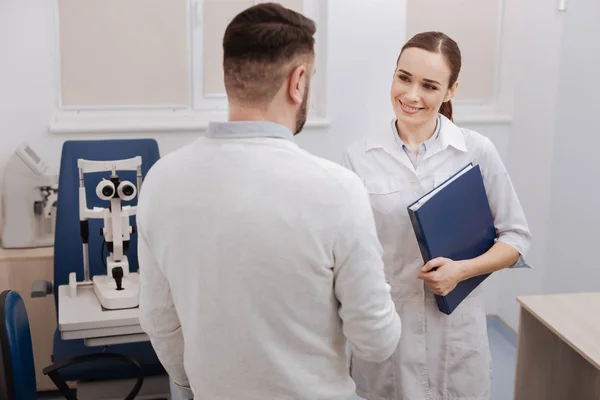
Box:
(486, 314, 517, 347)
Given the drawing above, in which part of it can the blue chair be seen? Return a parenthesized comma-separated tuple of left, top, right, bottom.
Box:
(49, 140, 165, 384)
(0, 290, 143, 400)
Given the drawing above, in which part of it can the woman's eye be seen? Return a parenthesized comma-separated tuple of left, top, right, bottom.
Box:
(399, 75, 410, 82)
(424, 84, 437, 90)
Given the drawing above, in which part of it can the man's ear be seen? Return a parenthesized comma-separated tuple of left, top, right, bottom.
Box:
(444, 80, 460, 102)
(288, 64, 307, 105)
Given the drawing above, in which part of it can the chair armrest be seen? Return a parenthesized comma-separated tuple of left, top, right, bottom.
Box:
(31, 280, 53, 298)
(43, 353, 144, 400)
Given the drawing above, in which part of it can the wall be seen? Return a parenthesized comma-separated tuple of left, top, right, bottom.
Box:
(0, 0, 511, 314)
(492, 0, 565, 330)
(494, 0, 600, 331)
(0, 1, 58, 174)
(544, 0, 600, 294)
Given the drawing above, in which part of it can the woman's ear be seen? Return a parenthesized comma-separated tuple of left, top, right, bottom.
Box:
(444, 80, 460, 102)
(288, 64, 307, 105)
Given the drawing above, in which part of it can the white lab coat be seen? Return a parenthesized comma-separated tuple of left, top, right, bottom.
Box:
(342, 114, 531, 400)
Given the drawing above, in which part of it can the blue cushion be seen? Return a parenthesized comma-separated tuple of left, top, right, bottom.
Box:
(52, 139, 164, 380)
(52, 329, 165, 382)
(1, 291, 38, 400)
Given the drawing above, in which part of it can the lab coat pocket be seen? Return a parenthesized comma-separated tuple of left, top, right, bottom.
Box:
(364, 177, 404, 215)
(446, 343, 491, 398)
(446, 290, 487, 350)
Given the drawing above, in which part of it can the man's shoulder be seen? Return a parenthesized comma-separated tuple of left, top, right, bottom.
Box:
(144, 142, 197, 178)
(138, 142, 198, 201)
(296, 150, 366, 196)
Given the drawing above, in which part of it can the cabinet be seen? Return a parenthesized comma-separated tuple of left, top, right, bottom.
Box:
(515, 293, 600, 399)
(0, 246, 56, 391)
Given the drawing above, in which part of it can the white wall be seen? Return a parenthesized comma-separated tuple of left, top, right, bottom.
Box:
(488, 0, 565, 330)
(495, 0, 600, 331)
(544, 0, 600, 295)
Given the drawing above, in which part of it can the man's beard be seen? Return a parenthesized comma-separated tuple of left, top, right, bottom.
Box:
(294, 86, 310, 135)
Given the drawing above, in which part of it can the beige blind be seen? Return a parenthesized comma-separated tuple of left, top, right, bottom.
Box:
(59, 0, 190, 107)
(202, 0, 304, 96)
(406, 0, 500, 102)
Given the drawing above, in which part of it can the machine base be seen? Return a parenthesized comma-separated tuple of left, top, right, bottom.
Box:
(92, 273, 140, 310)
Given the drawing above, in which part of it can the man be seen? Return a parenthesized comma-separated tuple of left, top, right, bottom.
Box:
(137, 3, 401, 399)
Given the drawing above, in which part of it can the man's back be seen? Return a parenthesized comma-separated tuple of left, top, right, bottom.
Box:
(137, 121, 400, 399)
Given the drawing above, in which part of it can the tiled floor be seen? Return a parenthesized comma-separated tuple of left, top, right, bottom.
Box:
(488, 316, 518, 400)
(38, 317, 517, 400)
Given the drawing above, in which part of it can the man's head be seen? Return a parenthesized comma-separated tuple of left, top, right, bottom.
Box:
(223, 3, 316, 134)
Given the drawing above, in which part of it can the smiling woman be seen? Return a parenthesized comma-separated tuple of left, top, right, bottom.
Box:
(341, 30, 532, 400)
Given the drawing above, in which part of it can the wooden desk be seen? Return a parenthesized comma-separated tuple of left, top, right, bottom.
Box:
(0, 246, 56, 391)
(515, 293, 600, 400)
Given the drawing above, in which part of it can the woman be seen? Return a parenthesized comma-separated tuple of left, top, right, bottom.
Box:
(343, 31, 532, 400)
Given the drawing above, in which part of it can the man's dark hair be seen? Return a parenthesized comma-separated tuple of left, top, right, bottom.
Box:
(223, 2, 316, 106)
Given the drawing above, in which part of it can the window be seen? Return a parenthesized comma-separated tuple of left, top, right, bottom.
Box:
(192, 0, 326, 117)
(52, 0, 328, 133)
(406, 0, 502, 105)
(58, 0, 191, 109)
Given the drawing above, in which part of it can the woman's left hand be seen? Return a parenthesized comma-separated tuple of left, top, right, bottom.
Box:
(417, 257, 466, 296)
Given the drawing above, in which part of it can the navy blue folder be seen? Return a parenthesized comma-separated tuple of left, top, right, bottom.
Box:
(407, 163, 496, 315)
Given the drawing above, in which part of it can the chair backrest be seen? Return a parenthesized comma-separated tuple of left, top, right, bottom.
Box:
(53, 139, 160, 312)
(0, 290, 37, 400)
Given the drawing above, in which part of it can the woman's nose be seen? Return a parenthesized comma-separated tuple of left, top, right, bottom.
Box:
(404, 84, 420, 102)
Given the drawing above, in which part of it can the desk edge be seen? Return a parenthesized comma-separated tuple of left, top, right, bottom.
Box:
(518, 298, 600, 370)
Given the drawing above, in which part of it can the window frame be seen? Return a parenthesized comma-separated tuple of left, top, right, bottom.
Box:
(50, 0, 330, 133)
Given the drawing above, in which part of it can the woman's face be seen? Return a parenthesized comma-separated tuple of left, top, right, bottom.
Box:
(391, 47, 457, 126)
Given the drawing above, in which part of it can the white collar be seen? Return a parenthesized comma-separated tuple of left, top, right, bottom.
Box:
(365, 114, 467, 154)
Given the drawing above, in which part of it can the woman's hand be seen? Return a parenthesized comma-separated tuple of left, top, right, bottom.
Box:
(417, 257, 466, 296)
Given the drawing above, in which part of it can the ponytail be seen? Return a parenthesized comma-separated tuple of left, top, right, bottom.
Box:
(439, 100, 453, 122)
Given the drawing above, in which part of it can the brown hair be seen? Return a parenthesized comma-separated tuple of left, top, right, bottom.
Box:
(397, 32, 461, 121)
(222, 3, 316, 106)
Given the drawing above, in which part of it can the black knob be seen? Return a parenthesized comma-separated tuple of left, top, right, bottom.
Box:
(112, 267, 124, 291)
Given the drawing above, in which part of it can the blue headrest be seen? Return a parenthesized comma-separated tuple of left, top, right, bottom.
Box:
(53, 139, 160, 310)
(0, 290, 37, 400)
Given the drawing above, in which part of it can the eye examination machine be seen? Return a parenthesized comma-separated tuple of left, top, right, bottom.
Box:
(68, 156, 142, 310)
(53, 150, 178, 399)
(1, 144, 58, 249)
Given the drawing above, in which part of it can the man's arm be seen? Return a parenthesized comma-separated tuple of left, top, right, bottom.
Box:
(137, 222, 190, 392)
(332, 175, 401, 363)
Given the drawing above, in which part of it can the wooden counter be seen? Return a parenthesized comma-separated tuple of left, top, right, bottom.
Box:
(515, 292, 600, 400)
